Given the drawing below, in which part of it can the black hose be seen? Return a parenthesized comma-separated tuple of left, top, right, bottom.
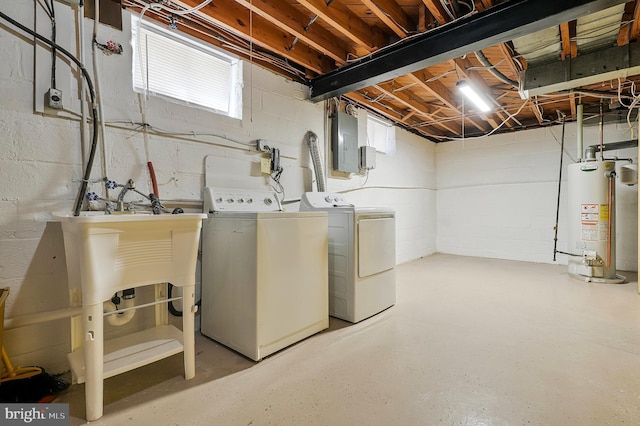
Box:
(552, 115, 566, 261)
(167, 283, 201, 317)
(0, 10, 98, 217)
(167, 283, 183, 317)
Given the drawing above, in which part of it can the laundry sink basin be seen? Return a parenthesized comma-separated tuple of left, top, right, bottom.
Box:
(56, 213, 206, 304)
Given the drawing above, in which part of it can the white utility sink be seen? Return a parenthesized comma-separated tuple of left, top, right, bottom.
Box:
(56, 212, 206, 305)
(55, 211, 206, 421)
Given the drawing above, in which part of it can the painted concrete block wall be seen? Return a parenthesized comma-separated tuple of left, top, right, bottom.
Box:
(0, 4, 437, 371)
(326, 128, 438, 264)
(436, 122, 638, 270)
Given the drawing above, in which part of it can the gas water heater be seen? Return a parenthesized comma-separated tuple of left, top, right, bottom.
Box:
(567, 160, 625, 283)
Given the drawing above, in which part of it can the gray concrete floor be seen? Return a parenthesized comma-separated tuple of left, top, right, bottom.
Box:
(60, 254, 640, 425)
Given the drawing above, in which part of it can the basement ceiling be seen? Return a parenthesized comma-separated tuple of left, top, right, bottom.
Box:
(122, 0, 640, 141)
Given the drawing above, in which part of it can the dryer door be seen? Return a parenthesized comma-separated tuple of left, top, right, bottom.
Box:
(357, 216, 395, 278)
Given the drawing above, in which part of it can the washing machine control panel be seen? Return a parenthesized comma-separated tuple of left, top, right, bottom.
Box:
(204, 188, 282, 212)
(300, 192, 352, 209)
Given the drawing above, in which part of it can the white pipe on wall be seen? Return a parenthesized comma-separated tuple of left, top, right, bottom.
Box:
(577, 103, 584, 160)
(93, 0, 110, 198)
(4, 307, 83, 330)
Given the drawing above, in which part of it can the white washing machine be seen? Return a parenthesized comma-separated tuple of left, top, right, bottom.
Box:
(201, 188, 328, 361)
(300, 192, 396, 323)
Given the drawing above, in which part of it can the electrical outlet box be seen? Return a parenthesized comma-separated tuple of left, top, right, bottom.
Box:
(359, 146, 376, 170)
(46, 88, 63, 109)
(261, 158, 271, 174)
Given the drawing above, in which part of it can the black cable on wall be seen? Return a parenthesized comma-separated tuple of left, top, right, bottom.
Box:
(0, 9, 98, 216)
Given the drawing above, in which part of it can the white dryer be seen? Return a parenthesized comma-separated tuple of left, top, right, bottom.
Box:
(300, 192, 396, 323)
(201, 188, 328, 361)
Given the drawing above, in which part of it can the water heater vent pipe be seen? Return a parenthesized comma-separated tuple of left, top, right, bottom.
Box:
(584, 139, 638, 160)
(577, 104, 583, 160)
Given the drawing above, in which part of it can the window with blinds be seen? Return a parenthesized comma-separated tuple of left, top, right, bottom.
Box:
(131, 16, 242, 119)
(366, 114, 396, 156)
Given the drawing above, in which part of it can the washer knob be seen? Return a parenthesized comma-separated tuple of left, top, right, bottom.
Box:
(215, 197, 223, 203)
(264, 198, 273, 206)
(226, 198, 234, 203)
(246, 198, 253, 204)
(237, 198, 244, 204)
(324, 196, 333, 203)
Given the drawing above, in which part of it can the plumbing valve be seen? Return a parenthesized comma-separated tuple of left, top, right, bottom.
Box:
(149, 193, 162, 215)
(106, 180, 118, 190)
(86, 192, 99, 201)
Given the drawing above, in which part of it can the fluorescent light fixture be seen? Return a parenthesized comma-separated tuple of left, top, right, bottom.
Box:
(457, 81, 492, 112)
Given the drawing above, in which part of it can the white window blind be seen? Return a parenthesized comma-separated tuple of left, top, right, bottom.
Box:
(132, 16, 242, 118)
(366, 113, 396, 155)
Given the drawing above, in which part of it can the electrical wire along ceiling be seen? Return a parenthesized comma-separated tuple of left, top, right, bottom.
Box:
(123, 0, 640, 141)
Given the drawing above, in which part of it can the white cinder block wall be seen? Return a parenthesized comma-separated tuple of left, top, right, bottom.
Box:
(436, 123, 638, 270)
(0, 3, 436, 371)
(326, 130, 438, 264)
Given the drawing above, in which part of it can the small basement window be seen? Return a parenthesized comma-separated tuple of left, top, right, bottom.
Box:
(367, 114, 396, 155)
(131, 16, 242, 119)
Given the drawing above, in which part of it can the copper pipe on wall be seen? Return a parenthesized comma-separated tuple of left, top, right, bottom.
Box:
(606, 170, 615, 268)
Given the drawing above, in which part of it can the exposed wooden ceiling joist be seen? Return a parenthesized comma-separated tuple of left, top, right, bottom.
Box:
(177, 0, 335, 75)
(529, 97, 545, 124)
(232, 0, 352, 65)
(361, 0, 415, 37)
(453, 57, 518, 129)
(309, 0, 629, 101)
(560, 20, 578, 60)
(617, 1, 637, 46)
(375, 83, 460, 134)
(631, 1, 640, 40)
(127, 3, 306, 80)
(344, 91, 445, 140)
(406, 71, 490, 132)
(421, 0, 450, 25)
(296, 0, 387, 52)
(497, 42, 522, 77)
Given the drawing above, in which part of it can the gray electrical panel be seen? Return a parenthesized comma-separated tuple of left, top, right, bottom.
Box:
(332, 111, 359, 173)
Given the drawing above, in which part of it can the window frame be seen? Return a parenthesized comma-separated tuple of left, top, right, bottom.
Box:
(366, 113, 396, 156)
(131, 15, 243, 119)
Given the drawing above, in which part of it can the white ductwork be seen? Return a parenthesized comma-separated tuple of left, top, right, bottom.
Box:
(521, 43, 640, 98)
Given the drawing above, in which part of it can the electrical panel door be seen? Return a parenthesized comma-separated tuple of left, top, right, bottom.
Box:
(332, 112, 359, 173)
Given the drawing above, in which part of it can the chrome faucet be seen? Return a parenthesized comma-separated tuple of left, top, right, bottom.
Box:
(116, 179, 136, 211)
(112, 178, 165, 214)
